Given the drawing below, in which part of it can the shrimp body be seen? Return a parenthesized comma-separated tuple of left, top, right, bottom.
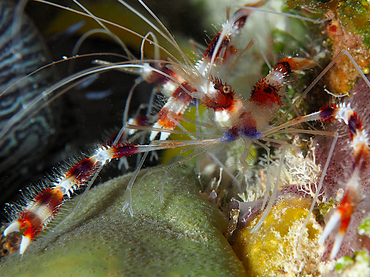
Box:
(1, 1, 370, 271)
(1, 53, 315, 255)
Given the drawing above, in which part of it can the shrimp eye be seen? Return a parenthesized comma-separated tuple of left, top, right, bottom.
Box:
(223, 84, 231, 94)
(158, 61, 167, 69)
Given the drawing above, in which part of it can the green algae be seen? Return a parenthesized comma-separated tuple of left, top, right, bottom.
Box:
(286, 0, 338, 11)
(288, 0, 370, 50)
(335, 250, 370, 276)
(338, 1, 370, 49)
(0, 166, 245, 276)
(358, 218, 370, 237)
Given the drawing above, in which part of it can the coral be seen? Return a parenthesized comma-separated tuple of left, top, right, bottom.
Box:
(2, 1, 370, 275)
(231, 194, 324, 276)
(0, 166, 246, 276)
(287, 0, 370, 96)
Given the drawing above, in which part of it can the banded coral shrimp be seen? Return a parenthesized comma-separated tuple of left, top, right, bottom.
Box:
(1, 0, 370, 275)
(0, 0, 208, 232)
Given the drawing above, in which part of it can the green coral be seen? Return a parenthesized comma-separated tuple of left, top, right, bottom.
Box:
(0, 166, 246, 276)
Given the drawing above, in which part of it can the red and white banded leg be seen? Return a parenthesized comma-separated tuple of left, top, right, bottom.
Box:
(2, 138, 221, 255)
(264, 102, 369, 259)
(317, 103, 369, 259)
